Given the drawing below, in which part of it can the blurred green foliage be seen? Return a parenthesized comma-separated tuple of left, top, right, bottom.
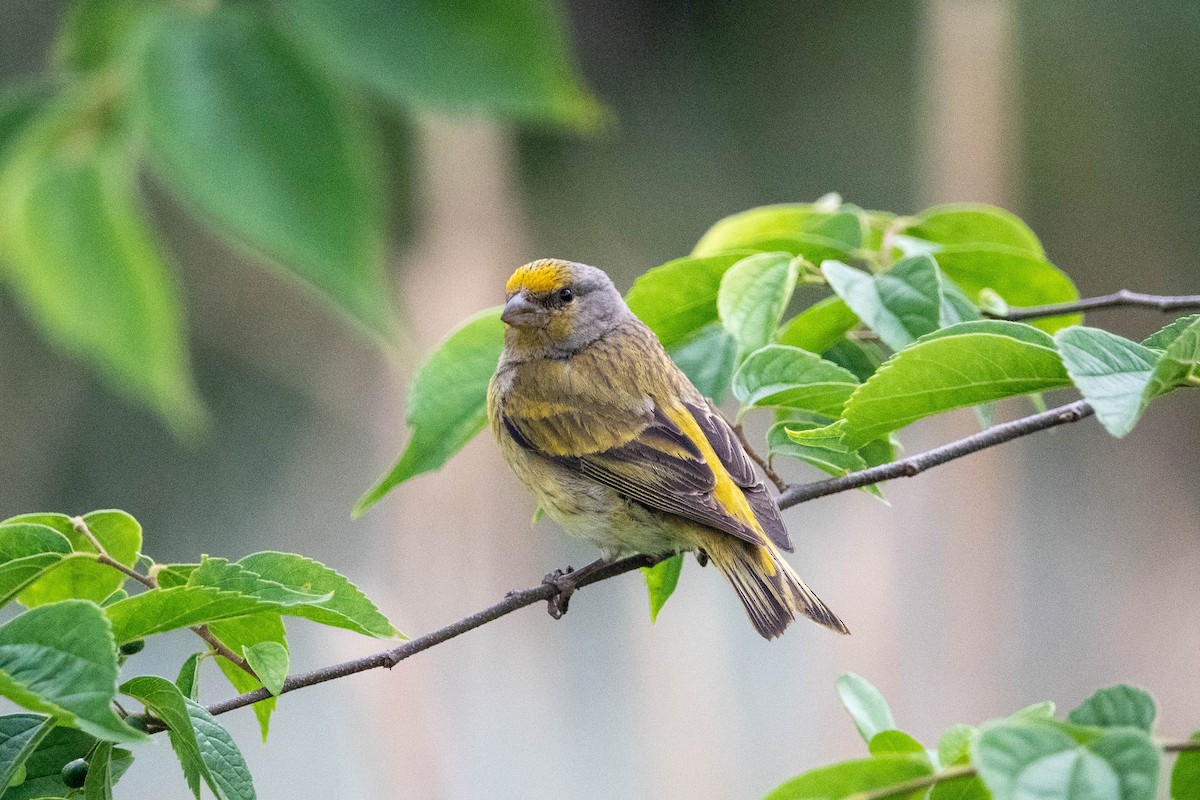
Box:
(0, 0, 600, 435)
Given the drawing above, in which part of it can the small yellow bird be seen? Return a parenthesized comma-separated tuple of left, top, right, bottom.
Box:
(487, 259, 849, 639)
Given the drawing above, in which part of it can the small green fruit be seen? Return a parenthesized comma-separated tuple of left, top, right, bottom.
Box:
(119, 639, 146, 656)
(61, 758, 88, 789)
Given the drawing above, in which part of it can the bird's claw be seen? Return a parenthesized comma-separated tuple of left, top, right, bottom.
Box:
(542, 566, 578, 619)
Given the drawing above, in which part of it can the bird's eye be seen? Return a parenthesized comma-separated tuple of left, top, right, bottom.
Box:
(558, 287, 575, 303)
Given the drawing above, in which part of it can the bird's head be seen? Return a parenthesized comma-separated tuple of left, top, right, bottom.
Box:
(500, 259, 628, 352)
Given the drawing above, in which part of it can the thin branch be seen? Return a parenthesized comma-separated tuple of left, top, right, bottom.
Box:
(203, 554, 665, 718)
(991, 289, 1200, 322)
(733, 422, 788, 493)
(74, 516, 257, 676)
(777, 400, 1093, 508)
(201, 398, 1099, 717)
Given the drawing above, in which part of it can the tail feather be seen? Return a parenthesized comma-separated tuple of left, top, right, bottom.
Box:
(709, 540, 849, 639)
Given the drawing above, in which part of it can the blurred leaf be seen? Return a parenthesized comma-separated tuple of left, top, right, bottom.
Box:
(207, 614, 285, 741)
(776, 296, 860, 354)
(1055, 321, 1200, 438)
(625, 252, 753, 348)
(82, 740, 113, 800)
(183, 698, 256, 800)
(668, 322, 739, 401)
(692, 200, 862, 257)
(870, 730, 928, 758)
(732, 345, 858, 417)
(718, 253, 800, 357)
(133, 5, 391, 336)
(973, 721, 1159, 800)
(282, 0, 602, 128)
(930, 772, 991, 800)
(105, 586, 276, 643)
(55, 0, 145, 72)
(932, 245, 1079, 333)
(642, 554, 683, 623)
(241, 643, 288, 697)
(0, 108, 204, 434)
(1172, 733, 1200, 800)
(237, 551, 399, 638)
(0, 601, 144, 743)
(763, 756, 932, 800)
(823, 255, 980, 351)
(836, 673, 896, 743)
(840, 321, 1070, 449)
(0, 84, 50, 168)
(737, 234, 855, 265)
(1011, 701, 1057, 722)
(0, 714, 55, 794)
(355, 308, 504, 515)
(906, 203, 1044, 257)
(11, 511, 141, 607)
(1067, 686, 1156, 732)
(939, 724, 980, 767)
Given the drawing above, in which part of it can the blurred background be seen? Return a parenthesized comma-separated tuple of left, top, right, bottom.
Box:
(2, 1, 1199, 798)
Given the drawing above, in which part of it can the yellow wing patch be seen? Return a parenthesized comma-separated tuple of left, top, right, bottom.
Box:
(661, 403, 766, 540)
(506, 259, 572, 295)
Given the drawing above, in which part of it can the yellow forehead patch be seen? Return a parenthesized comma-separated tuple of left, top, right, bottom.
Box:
(505, 259, 571, 295)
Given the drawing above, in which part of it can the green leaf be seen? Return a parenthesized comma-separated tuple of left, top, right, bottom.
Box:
(822, 339, 887, 382)
(83, 740, 113, 800)
(1141, 314, 1200, 350)
(0, 523, 76, 607)
(105, 586, 276, 643)
(870, 730, 928, 758)
(776, 296, 861, 354)
(121, 674, 229, 800)
(906, 204, 1045, 257)
(0, 84, 50, 167)
(973, 721, 1159, 800)
(1, 727, 99, 800)
(165, 556, 332, 607)
(625, 252, 754, 348)
(932, 245, 1080, 333)
(641, 555, 683, 623)
(0, 103, 204, 435)
(242, 643, 288, 697)
(1011, 701, 1057, 722)
(355, 308, 504, 515)
(836, 673, 896, 743)
(718, 253, 800, 357)
(1172, 732, 1200, 800)
(207, 614, 285, 742)
(176, 653, 202, 702)
(237, 551, 399, 638)
(767, 418, 889, 501)
(733, 345, 859, 416)
(668, 322, 739, 401)
(822, 255, 980, 351)
(0, 601, 144, 743)
(1053, 323, 1200, 438)
(840, 321, 1071, 449)
(132, 5, 391, 336)
(763, 756, 932, 800)
(930, 772, 991, 800)
(939, 724, 980, 767)
(1067, 686, 1156, 733)
(55, 0, 144, 73)
(0, 714, 55, 793)
(692, 198, 860, 257)
(281, 0, 602, 128)
(183, 698, 256, 800)
(8, 511, 142, 608)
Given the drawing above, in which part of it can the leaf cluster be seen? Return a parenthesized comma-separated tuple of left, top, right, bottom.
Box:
(0, 0, 601, 433)
(764, 674, 1197, 800)
(0, 509, 398, 799)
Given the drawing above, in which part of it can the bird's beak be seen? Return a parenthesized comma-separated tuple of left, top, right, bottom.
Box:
(501, 292, 544, 327)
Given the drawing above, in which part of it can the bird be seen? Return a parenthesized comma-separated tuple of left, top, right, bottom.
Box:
(486, 258, 849, 639)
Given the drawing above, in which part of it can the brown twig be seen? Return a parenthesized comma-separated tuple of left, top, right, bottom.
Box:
(201, 398, 1098, 718)
(991, 289, 1200, 321)
(74, 517, 257, 677)
(733, 422, 788, 493)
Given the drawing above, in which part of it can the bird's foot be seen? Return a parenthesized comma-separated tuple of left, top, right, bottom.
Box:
(542, 566, 579, 619)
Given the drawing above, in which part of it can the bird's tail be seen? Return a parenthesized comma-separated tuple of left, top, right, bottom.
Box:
(708, 539, 850, 639)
